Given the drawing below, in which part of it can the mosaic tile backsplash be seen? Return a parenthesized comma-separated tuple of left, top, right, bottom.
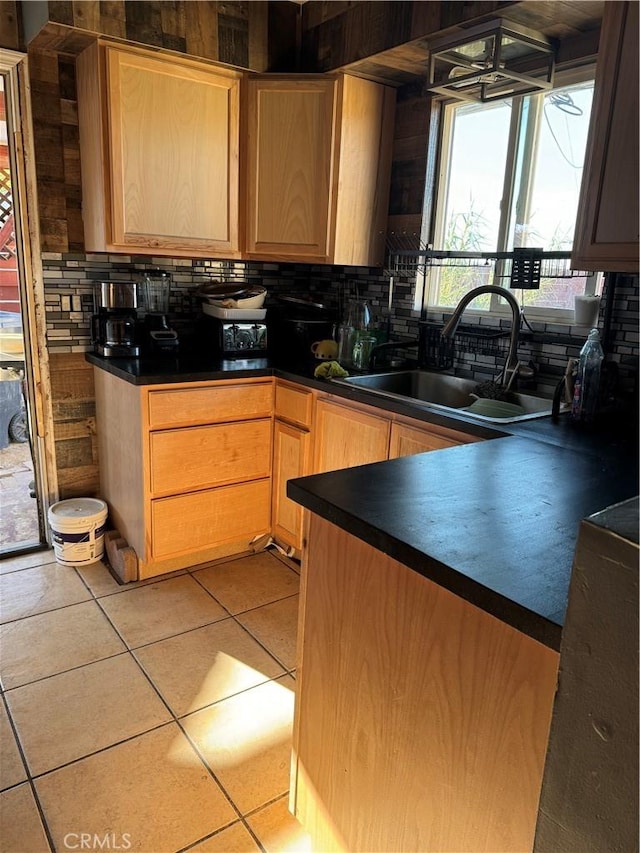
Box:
(42, 252, 638, 401)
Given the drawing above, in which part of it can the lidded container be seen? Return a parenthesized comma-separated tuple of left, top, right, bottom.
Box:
(48, 498, 108, 566)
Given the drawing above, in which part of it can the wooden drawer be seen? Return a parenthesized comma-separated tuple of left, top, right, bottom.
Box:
(151, 479, 271, 558)
(150, 418, 272, 496)
(148, 381, 273, 429)
(275, 381, 314, 429)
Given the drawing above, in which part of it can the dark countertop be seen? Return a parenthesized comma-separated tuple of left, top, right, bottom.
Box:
(87, 352, 638, 649)
(288, 437, 637, 650)
(85, 352, 273, 384)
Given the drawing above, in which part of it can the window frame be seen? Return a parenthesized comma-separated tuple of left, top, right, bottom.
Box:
(423, 65, 599, 324)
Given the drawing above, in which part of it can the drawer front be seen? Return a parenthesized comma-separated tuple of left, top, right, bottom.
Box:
(148, 381, 273, 429)
(275, 381, 314, 428)
(150, 419, 272, 496)
(151, 479, 271, 558)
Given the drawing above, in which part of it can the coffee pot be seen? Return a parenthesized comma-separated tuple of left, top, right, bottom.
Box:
(91, 281, 140, 357)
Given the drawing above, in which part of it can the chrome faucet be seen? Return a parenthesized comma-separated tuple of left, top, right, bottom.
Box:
(440, 285, 522, 385)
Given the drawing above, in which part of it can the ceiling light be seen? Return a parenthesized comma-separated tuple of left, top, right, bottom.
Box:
(426, 19, 556, 103)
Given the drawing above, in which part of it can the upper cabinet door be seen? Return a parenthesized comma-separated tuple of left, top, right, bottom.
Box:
(244, 77, 337, 262)
(572, 1, 639, 273)
(77, 43, 241, 258)
(244, 74, 395, 266)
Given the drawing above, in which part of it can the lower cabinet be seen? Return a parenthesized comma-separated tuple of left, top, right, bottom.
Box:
(389, 418, 480, 457)
(94, 370, 273, 579)
(312, 396, 481, 472)
(313, 398, 390, 472)
(94, 372, 484, 579)
(272, 420, 312, 551)
(272, 380, 315, 551)
(292, 514, 559, 852)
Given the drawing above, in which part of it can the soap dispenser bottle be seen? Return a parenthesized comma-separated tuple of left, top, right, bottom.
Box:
(571, 328, 604, 422)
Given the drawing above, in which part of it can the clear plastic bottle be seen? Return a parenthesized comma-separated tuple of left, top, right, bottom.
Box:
(571, 328, 604, 422)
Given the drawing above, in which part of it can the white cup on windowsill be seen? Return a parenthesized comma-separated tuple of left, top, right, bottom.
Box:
(573, 294, 601, 327)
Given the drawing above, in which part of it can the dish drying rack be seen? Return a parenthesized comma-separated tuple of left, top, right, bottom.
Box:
(385, 233, 594, 371)
(385, 232, 591, 288)
(420, 322, 511, 370)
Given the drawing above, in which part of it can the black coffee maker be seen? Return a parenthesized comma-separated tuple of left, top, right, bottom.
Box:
(92, 281, 140, 357)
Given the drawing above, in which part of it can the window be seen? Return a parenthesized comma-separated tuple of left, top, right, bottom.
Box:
(425, 74, 601, 319)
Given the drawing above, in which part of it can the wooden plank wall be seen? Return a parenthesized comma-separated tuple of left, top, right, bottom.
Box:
(0, 1, 20, 49)
(23, 1, 304, 70)
(300, 1, 508, 74)
(48, 352, 99, 498)
(28, 49, 83, 255)
(389, 80, 433, 242)
(300, 1, 602, 85)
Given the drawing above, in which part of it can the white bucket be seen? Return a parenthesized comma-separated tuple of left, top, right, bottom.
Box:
(48, 498, 108, 566)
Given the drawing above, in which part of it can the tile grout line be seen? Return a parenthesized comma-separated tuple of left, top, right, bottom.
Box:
(0, 548, 53, 573)
(86, 592, 275, 842)
(188, 568, 299, 671)
(0, 690, 56, 853)
(1, 648, 129, 692)
(172, 715, 268, 853)
(174, 817, 260, 853)
(0, 592, 94, 627)
(21, 720, 177, 783)
(3, 553, 299, 850)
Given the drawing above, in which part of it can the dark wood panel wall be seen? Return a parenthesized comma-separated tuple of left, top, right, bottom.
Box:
(299, 1, 602, 84)
(300, 0, 510, 76)
(388, 80, 433, 241)
(0, 0, 20, 49)
(48, 352, 99, 497)
(33, 1, 276, 69)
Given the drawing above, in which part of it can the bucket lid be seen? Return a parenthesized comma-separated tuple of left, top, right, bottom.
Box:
(49, 498, 107, 519)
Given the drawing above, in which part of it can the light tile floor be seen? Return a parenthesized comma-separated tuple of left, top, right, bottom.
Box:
(0, 548, 312, 853)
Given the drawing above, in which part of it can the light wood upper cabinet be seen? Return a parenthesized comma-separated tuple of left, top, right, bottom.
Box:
(244, 74, 395, 266)
(572, 1, 639, 273)
(77, 42, 241, 258)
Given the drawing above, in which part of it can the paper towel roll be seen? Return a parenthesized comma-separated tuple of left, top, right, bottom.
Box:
(574, 295, 601, 326)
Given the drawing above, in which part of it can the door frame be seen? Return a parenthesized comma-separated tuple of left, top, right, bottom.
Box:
(1, 48, 58, 542)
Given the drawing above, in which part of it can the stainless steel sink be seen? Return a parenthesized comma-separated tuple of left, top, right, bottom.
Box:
(331, 370, 558, 423)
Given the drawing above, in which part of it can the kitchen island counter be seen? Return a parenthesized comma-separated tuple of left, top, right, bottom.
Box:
(288, 435, 638, 651)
